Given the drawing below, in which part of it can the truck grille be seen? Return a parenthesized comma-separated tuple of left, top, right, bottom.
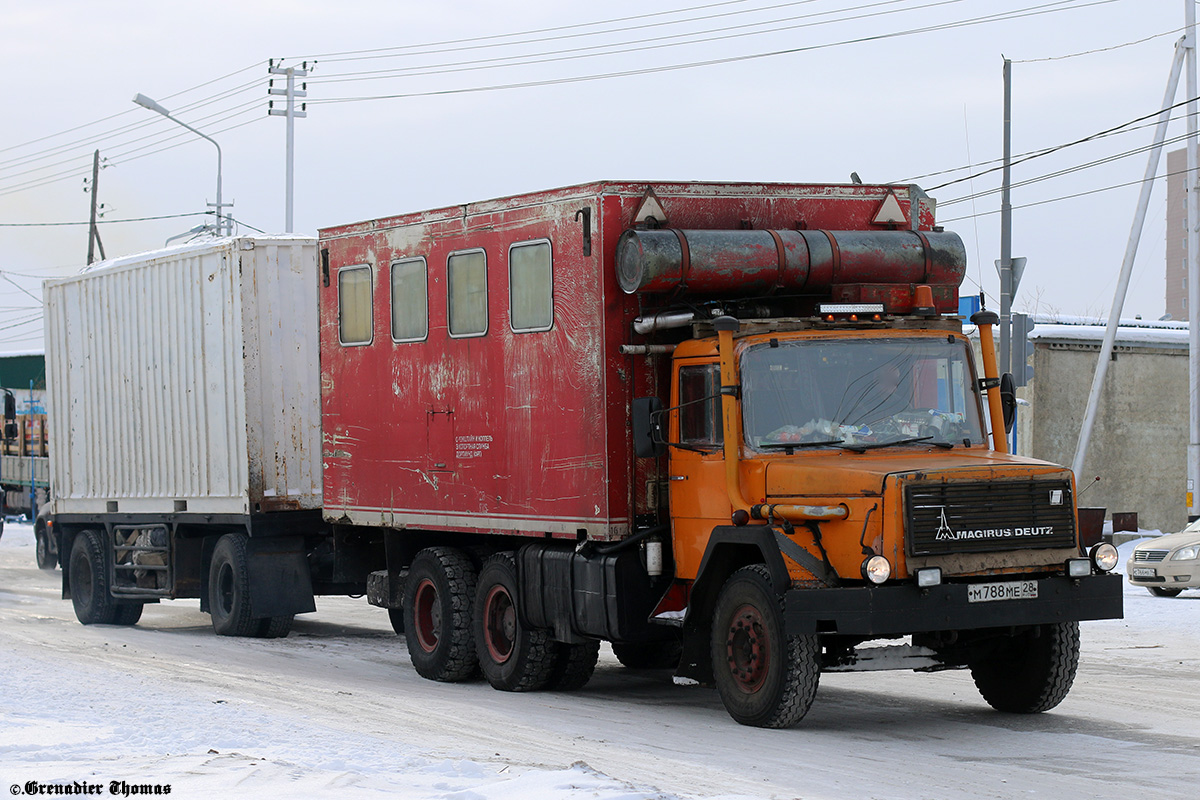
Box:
(1132, 550, 1168, 563)
(906, 479, 1077, 557)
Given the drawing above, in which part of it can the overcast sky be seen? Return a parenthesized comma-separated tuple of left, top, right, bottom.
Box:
(0, 0, 1195, 354)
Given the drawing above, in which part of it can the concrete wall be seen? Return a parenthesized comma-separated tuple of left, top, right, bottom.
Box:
(1026, 341, 1188, 533)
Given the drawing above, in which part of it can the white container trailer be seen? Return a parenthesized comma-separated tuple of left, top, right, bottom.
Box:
(43, 237, 348, 637)
(45, 236, 321, 516)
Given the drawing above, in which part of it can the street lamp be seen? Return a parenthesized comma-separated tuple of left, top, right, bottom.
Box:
(132, 93, 228, 236)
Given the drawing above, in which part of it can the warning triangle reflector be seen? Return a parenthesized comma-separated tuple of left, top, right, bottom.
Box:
(872, 192, 907, 225)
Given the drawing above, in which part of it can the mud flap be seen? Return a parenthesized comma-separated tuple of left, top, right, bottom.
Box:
(246, 536, 316, 618)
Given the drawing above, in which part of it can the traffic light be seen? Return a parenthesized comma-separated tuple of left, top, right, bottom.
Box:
(1011, 313, 1035, 387)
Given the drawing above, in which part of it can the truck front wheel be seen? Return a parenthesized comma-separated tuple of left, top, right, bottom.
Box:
(404, 547, 479, 682)
(969, 621, 1079, 713)
(710, 565, 820, 728)
(473, 552, 556, 691)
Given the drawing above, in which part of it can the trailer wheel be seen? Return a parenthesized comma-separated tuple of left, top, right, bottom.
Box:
(70, 529, 119, 625)
(257, 615, 294, 638)
(710, 565, 820, 728)
(112, 602, 144, 626)
(35, 523, 57, 571)
(404, 547, 479, 682)
(209, 533, 259, 637)
(969, 622, 1079, 713)
(612, 636, 683, 670)
(545, 640, 601, 691)
(473, 552, 556, 692)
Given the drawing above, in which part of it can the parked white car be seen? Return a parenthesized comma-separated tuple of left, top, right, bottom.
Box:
(1127, 519, 1200, 597)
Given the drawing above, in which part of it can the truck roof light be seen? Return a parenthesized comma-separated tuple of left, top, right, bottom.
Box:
(818, 303, 885, 315)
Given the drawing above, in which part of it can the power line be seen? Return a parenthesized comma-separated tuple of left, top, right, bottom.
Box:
(308, 0, 1116, 106)
(0, 62, 263, 158)
(306, 0, 932, 85)
(923, 89, 1200, 193)
(0, 212, 207, 228)
(0, 113, 266, 199)
(940, 126, 1198, 206)
(297, 0, 782, 63)
(1011, 26, 1182, 62)
(938, 164, 1194, 223)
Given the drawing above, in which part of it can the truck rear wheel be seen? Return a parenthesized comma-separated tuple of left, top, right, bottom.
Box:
(473, 552, 557, 692)
(545, 640, 601, 691)
(969, 621, 1079, 713)
(209, 533, 259, 637)
(404, 547, 479, 682)
(710, 565, 820, 728)
(70, 529, 117, 625)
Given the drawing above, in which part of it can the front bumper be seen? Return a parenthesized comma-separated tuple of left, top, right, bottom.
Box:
(1125, 559, 1200, 589)
(784, 573, 1123, 636)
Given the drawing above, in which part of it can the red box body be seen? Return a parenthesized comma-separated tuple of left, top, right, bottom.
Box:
(318, 181, 935, 542)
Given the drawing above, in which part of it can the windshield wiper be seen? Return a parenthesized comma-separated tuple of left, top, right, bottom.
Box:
(840, 435, 935, 453)
(758, 439, 844, 452)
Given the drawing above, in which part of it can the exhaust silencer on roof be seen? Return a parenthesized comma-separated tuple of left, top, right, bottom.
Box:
(616, 228, 966, 313)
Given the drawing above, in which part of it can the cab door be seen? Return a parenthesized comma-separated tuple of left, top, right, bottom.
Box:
(668, 360, 733, 582)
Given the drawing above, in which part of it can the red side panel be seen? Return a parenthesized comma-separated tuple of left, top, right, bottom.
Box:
(318, 182, 935, 542)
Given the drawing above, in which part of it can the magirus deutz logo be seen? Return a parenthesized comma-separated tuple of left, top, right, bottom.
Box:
(934, 507, 1056, 542)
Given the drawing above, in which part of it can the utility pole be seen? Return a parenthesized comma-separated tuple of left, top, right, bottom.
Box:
(85, 150, 106, 264)
(1186, 0, 1200, 520)
(1073, 38, 1187, 477)
(268, 60, 309, 233)
(996, 59, 1027, 379)
(999, 58, 1013, 378)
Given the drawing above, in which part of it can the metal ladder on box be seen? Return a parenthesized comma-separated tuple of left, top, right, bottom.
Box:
(111, 525, 172, 598)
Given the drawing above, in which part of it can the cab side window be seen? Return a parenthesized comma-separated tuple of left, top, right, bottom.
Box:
(678, 364, 723, 446)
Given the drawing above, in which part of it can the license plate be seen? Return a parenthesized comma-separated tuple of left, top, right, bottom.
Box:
(967, 580, 1038, 603)
(1131, 567, 1157, 578)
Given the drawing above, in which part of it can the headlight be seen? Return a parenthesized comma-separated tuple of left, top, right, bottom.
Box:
(861, 555, 891, 584)
(1171, 546, 1200, 561)
(1090, 542, 1119, 573)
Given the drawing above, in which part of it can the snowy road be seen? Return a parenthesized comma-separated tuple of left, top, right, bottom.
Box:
(2, 521, 1198, 799)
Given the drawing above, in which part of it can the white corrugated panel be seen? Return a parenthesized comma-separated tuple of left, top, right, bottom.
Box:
(44, 237, 320, 516)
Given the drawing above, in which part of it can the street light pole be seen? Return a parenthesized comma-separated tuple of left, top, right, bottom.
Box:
(132, 93, 229, 236)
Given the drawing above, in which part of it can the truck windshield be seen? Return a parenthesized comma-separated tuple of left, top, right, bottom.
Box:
(741, 337, 987, 450)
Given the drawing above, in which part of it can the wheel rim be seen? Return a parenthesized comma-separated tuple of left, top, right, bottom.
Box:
(725, 603, 770, 693)
(483, 584, 516, 664)
(36, 534, 47, 563)
(413, 578, 441, 653)
(216, 561, 235, 616)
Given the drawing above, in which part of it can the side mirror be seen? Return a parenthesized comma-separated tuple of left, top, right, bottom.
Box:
(2, 390, 15, 442)
(632, 397, 667, 458)
(1000, 372, 1017, 434)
